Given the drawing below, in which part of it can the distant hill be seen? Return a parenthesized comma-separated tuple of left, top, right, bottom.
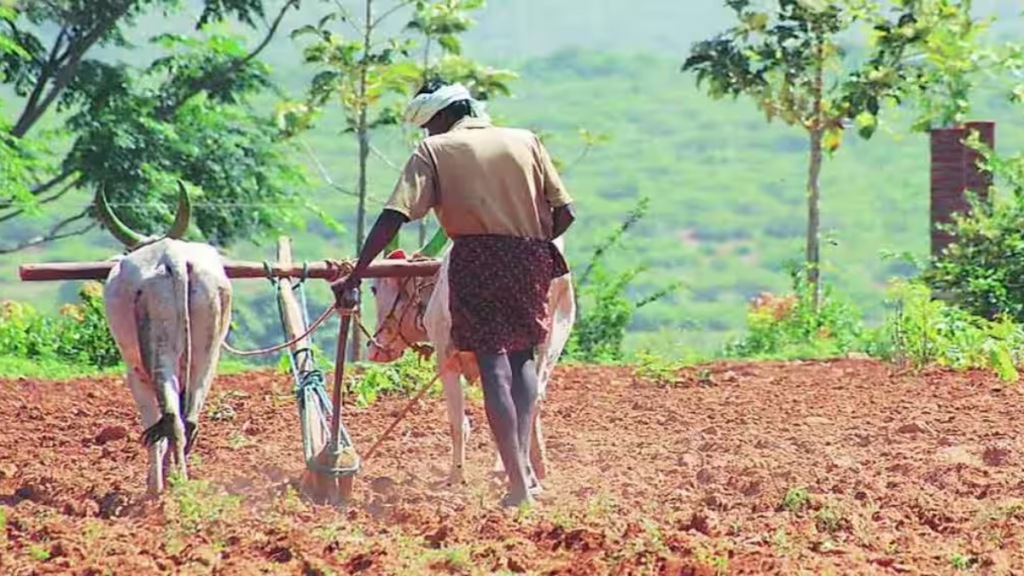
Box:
(3, 0, 1024, 358)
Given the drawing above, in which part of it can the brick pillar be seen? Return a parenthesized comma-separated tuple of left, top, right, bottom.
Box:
(929, 121, 996, 258)
(930, 127, 966, 258)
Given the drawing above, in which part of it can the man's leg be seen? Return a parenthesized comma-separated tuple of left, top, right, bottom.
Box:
(508, 348, 540, 492)
(476, 351, 533, 507)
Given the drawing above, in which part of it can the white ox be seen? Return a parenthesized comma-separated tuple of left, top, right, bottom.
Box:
(367, 237, 575, 488)
(96, 183, 232, 495)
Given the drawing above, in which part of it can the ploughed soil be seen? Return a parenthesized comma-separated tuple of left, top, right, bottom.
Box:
(2, 358, 1024, 575)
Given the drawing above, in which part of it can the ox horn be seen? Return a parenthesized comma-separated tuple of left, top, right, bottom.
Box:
(94, 185, 146, 248)
(167, 180, 192, 240)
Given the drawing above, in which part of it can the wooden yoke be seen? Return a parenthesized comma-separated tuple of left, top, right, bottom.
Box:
(19, 258, 441, 282)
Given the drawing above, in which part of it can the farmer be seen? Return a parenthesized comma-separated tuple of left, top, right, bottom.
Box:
(331, 79, 576, 507)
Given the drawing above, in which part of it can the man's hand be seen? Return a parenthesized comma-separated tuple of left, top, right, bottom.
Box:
(330, 209, 409, 309)
(331, 275, 361, 310)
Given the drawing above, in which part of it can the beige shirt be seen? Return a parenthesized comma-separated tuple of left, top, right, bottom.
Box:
(383, 117, 573, 240)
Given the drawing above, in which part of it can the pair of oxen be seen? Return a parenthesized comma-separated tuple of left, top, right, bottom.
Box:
(95, 184, 576, 497)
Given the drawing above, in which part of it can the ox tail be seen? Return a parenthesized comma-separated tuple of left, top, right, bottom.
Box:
(172, 257, 193, 418)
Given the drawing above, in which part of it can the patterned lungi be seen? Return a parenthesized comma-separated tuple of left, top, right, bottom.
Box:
(449, 234, 570, 354)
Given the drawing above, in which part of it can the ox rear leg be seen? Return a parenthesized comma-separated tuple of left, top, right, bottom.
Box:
(441, 370, 469, 486)
(143, 377, 188, 486)
(127, 370, 168, 495)
(182, 283, 231, 457)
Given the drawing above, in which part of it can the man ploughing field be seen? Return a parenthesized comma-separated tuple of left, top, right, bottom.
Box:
(331, 79, 577, 508)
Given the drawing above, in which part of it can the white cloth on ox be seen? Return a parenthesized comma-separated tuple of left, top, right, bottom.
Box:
(421, 237, 575, 399)
(402, 83, 491, 128)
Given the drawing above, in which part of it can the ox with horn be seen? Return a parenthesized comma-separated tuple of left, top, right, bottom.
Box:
(97, 181, 233, 494)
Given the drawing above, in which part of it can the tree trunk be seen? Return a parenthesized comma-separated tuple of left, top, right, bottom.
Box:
(805, 34, 825, 313)
(417, 38, 433, 250)
(351, 122, 368, 362)
(349, 0, 374, 363)
(806, 127, 823, 313)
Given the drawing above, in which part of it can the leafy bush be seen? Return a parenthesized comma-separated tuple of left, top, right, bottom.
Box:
(722, 262, 865, 360)
(347, 349, 439, 407)
(0, 282, 121, 368)
(866, 279, 1024, 382)
(565, 196, 684, 363)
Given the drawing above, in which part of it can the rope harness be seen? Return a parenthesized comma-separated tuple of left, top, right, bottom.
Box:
(216, 256, 443, 475)
(220, 259, 434, 359)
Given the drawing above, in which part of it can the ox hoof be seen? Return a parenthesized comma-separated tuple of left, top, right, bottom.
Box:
(528, 478, 544, 497)
(184, 420, 199, 454)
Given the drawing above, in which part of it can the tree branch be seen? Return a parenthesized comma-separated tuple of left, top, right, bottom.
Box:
(0, 167, 78, 209)
(371, 0, 416, 30)
(12, 2, 132, 138)
(0, 175, 83, 224)
(0, 208, 96, 254)
(157, 0, 298, 119)
(298, 137, 386, 205)
(332, 0, 366, 35)
(370, 142, 402, 172)
(11, 24, 66, 124)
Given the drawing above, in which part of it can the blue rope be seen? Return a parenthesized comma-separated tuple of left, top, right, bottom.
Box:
(257, 257, 356, 475)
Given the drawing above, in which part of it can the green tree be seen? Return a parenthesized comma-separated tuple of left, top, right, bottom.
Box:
(288, 0, 513, 359)
(0, 0, 313, 251)
(680, 0, 974, 311)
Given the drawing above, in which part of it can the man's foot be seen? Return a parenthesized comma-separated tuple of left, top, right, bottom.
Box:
(500, 491, 535, 509)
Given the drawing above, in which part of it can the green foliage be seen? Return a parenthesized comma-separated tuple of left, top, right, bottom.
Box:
(5, 3, 1024, 358)
(781, 486, 811, 513)
(0, 0, 315, 251)
(681, 0, 979, 313)
(165, 475, 242, 535)
(859, 0, 993, 131)
(565, 196, 684, 363)
(722, 260, 865, 360)
(631, 350, 700, 387)
(868, 279, 1024, 382)
(685, 0, 892, 144)
(0, 281, 120, 368)
(348, 349, 438, 407)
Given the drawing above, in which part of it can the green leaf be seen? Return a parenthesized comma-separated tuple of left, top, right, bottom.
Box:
(822, 128, 843, 154)
(854, 110, 877, 139)
(419, 226, 449, 257)
(438, 34, 461, 55)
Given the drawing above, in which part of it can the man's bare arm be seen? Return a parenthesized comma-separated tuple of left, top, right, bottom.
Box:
(552, 203, 576, 239)
(331, 209, 408, 304)
(351, 209, 409, 276)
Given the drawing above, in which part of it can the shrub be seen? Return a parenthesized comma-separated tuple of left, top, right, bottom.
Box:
(722, 261, 864, 360)
(348, 349, 438, 407)
(565, 196, 684, 363)
(0, 282, 121, 368)
(866, 279, 1024, 382)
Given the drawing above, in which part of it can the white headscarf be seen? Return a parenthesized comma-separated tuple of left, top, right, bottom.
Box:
(402, 82, 491, 128)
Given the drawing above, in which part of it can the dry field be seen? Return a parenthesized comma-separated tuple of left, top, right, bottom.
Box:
(2, 358, 1023, 574)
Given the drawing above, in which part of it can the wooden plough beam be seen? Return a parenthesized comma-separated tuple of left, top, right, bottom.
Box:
(19, 258, 441, 282)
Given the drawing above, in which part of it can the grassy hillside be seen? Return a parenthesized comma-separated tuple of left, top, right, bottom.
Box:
(3, 0, 1024, 361)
